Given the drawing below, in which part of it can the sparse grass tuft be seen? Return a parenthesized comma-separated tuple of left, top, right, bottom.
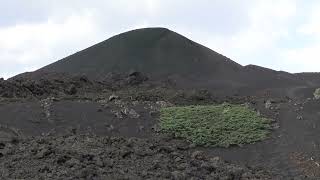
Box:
(160, 103, 271, 147)
(314, 88, 320, 100)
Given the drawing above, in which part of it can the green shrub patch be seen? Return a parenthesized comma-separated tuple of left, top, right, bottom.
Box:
(160, 103, 271, 147)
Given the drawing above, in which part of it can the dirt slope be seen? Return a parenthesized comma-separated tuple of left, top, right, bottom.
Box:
(32, 28, 242, 80)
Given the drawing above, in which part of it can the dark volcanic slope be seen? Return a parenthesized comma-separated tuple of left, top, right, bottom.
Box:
(12, 27, 313, 92)
(33, 28, 243, 80)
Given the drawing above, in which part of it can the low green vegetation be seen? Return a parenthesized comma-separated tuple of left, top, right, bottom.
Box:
(314, 88, 320, 100)
(160, 103, 271, 147)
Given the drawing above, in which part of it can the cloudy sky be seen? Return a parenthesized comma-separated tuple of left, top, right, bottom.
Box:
(1, 0, 320, 79)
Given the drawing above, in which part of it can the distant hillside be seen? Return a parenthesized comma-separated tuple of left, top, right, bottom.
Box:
(295, 72, 320, 86)
(13, 28, 311, 92)
(36, 28, 242, 80)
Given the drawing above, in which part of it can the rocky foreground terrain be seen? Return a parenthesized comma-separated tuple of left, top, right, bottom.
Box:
(0, 134, 282, 180)
(0, 73, 319, 179)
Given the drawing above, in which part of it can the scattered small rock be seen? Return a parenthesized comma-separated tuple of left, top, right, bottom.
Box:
(313, 88, 320, 100)
(105, 124, 115, 132)
(138, 125, 144, 132)
(151, 124, 161, 133)
(297, 115, 303, 120)
(156, 101, 173, 108)
(171, 170, 186, 179)
(272, 123, 280, 129)
(65, 84, 77, 95)
(149, 111, 159, 117)
(94, 157, 104, 167)
(36, 148, 52, 159)
(126, 71, 148, 85)
(111, 109, 124, 119)
(40, 97, 54, 122)
(265, 100, 272, 109)
(191, 150, 205, 160)
(109, 94, 120, 101)
(122, 108, 140, 118)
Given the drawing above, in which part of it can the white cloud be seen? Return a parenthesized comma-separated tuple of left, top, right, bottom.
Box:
(281, 44, 320, 72)
(0, 10, 102, 78)
(298, 3, 320, 37)
(279, 2, 320, 73)
(204, 0, 296, 64)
